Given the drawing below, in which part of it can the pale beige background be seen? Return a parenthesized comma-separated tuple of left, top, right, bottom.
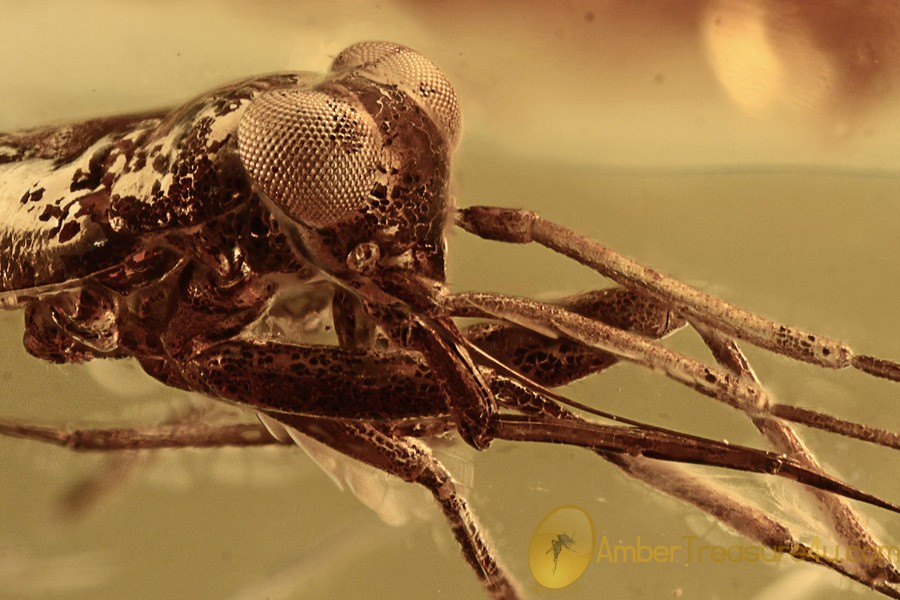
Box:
(0, 2, 898, 599)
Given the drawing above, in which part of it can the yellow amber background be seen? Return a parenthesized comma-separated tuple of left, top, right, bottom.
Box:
(0, 2, 898, 599)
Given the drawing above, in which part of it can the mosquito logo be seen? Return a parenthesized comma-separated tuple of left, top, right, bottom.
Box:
(546, 532, 577, 574)
(529, 506, 596, 588)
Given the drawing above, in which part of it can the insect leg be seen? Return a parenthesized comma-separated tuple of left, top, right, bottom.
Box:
(490, 379, 900, 595)
(606, 454, 900, 597)
(694, 323, 900, 585)
(464, 287, 685, 387)
(489, 409, 900, 514)
(182, 339, 448, 421)
(0, 419, 286, 451)
(274, 415, 523, 600)
(459, 282, 898, 582)
(463, 286, 898, 580)
(361, 295, 497, 450)
(450, 291, 900, 448)
(457, 206, 900, 381)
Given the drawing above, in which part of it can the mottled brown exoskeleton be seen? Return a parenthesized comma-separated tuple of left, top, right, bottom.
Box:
(1, 42, 899, 598)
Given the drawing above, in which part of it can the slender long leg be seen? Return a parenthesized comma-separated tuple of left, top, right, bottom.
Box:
(694, 323, 900, 585)
(4, 404, 893, 516)
(5, 332, 898, 596)
(492, 377, 900, 598)
(5, 390, 900, 596)
(272, 415, 523, 600)
(605, 454, 900, 598)
(0, 420, 287, 451)
(449, 291, 900, 448)
(0, 414, 455, 452)
(451, 291, 770, 411)
(488, 409, 900, 513)
(6, 332, 896, 518)
(457, 206, 900, 381)
(6, 412, 899, 596)
(57, 400, 241, 517)
(462, 284, 900, 585)
(177, 334, 900, 510)
(463, 282, 900, 585)
(0, 408, 525, 598)
(464, 287, 686, 387)
(362, 296, 498, 450)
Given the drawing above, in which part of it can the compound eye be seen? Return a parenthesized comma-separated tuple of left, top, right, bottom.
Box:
(238, 90, 381, 227)
(331, 40, 399, 72)
(331, 41, 462, 147)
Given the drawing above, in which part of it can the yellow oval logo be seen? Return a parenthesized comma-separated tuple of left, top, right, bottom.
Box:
(528, 505, 596, 588)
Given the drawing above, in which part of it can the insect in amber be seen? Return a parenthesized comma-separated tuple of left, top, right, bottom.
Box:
(1, 41, 898, 599)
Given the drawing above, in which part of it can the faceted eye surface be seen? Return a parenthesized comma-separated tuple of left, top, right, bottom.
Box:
(238, 90, 381, 227)
(331, 40, 399, 72)
(331, 41, 462, 147)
